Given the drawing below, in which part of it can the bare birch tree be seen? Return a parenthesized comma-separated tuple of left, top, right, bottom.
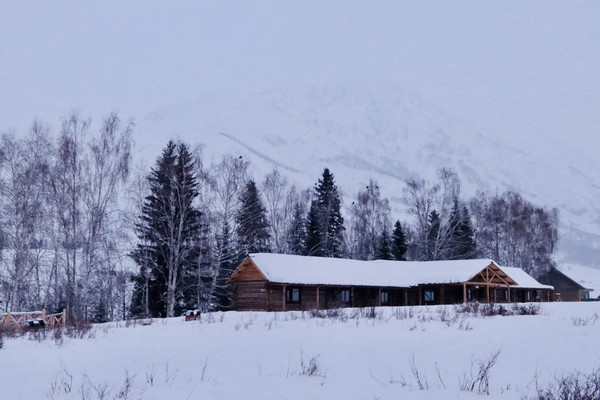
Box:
(0, 123, 54, 312)
(349, 179, 391, 260)
(49, 113, 90, 321)
(80, 113, 132, 321)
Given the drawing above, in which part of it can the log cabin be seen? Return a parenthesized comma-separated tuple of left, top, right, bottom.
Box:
(229, 253, 553, 311)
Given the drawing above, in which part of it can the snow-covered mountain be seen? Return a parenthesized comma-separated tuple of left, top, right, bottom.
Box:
(133, 82, 600, 265)
(0, 2, 598, 265)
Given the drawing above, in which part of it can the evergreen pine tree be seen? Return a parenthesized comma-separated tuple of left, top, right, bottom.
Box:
(305, 168, 345, 257)
(129, 265, 152, 318)
(305, 200, 322, 256)
(391, 220, 408, 261)
(458, 205, 476, 259)
(130, 140, 202, 318)
(375, 230, 393, 260)
(236, 180, 271, 256)
(447, 198, 477, 260)
(287, 202, 307, 255)
(92, 299, 109, 323)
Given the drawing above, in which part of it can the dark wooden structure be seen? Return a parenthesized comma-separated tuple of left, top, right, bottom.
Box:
(537, 268, 592, 301)
(230, 255, 553, 311)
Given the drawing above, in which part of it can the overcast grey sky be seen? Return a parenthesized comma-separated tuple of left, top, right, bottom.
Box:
(1, 1, 598, 153)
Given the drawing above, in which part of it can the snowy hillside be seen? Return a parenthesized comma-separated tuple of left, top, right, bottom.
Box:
(133, 83, 600, 265)
(2, 303, 600, 399)
(0, 2, 598, 265)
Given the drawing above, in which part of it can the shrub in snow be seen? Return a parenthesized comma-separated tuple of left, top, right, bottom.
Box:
(480, 303, 507, 317)
(357, 306, 381, 320)
(510, 303, 541, 316)
(393, 307, 415, 320)
(459, 350, 501, 395)
(455, 302, 541, 318)
(308, 308, 346, 321)
(527, 368, 600, 400)
(571, 313, 599, 327)
(64, 319, 94, 339)
(299, 353, 325, 378)
(409, 353, 429, 390)
(455, 302, 480, 315)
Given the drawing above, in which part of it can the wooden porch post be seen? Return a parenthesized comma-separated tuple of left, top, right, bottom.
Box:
(351, 287, 355, 307)
(463, 283, 467, 303)
(507, 285, 511, 303)
(440, 285, 445, 305)
(378, 288, 382, 307)
(419, 287, 422, 306)
(316, 287, 320, 309)
(404, 290, 408, 306)
(282, 285, 286, 312)
(486, 268, 490, 303)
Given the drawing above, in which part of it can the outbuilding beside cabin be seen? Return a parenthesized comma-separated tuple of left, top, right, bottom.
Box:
(537, 268, 593, 301)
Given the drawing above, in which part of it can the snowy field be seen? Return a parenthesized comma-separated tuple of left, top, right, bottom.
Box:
(2, 302, 600, 400)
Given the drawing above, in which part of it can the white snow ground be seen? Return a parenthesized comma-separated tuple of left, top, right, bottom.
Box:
(2, 303, 600, 400)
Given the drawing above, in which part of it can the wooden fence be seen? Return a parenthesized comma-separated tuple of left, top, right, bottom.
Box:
(0, 309, 66, 329)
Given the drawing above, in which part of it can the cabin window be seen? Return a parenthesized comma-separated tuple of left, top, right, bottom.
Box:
(497, 289, 507, 301)
(424, 290, 435, 303)
(380, 290, 389, 305)
(286, 287, 300, 303)
(341, 289, 351, 304)
(467, 289, 474, 301)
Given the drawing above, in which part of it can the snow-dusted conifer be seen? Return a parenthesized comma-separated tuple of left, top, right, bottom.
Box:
(305, 168, 345, 257)
(287, 202, 307, 255)
(236, 180, 271, 256)
(375, 230, 393, 260)
(447, 199, 476, 260)
(391, 220, 408, 261)
(130, 140, 201, 318)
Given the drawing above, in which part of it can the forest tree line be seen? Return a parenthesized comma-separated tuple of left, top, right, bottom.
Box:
(0, 113, 559, 321)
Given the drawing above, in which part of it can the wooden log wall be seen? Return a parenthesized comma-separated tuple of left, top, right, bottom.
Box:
(267, 284, 284, 311)
(233, 282, 268, 311)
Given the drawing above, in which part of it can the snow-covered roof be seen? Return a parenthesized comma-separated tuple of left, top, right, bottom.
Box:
(497, 266, 554, 290)
(557, 264, 598, 293)
(244, 253, 551, 289)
